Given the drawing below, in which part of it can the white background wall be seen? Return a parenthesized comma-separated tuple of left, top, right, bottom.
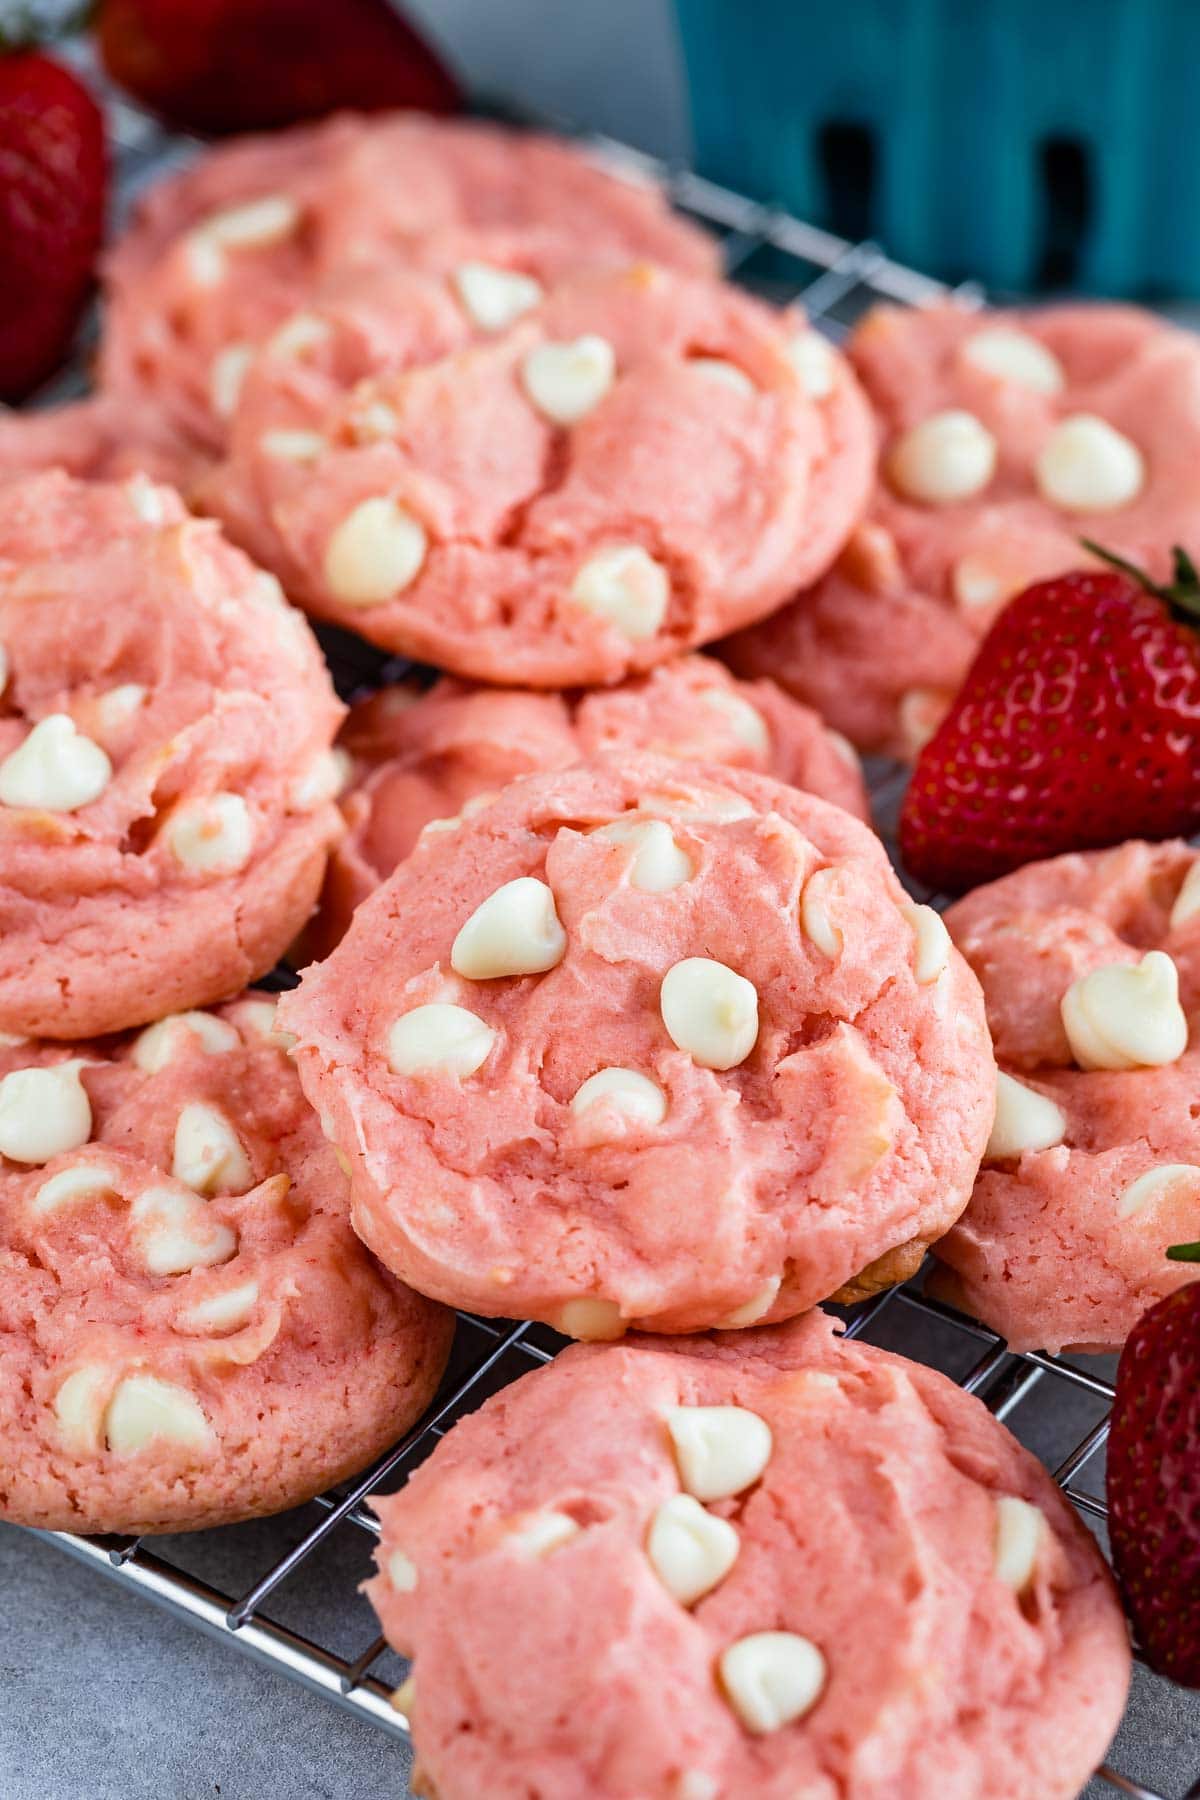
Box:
(406, 0, 690, 157)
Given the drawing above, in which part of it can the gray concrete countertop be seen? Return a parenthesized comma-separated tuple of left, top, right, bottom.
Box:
(0, 1518, 412, 1800)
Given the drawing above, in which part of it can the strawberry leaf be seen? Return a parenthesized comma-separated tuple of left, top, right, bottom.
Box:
(1081, 538, 1200, 624)
(1166, 1240, 1200, 1262)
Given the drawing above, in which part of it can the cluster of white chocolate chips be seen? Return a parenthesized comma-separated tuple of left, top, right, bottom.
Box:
(315, 304, 838, 638)
(0, 1003, 291, 1457)
(389, 1394, 1049, 1740)
(0, 698, 262, 868)
(885, 326, 1145, 513)
(387, 810, 950, 1109)
(984, 942, 1190, 1167)
(382, 805, 952, 1337)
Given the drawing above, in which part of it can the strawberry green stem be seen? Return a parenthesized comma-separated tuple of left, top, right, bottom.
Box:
(1166, 1241, 1200, 1262)
(1081, 540, 1200, 624)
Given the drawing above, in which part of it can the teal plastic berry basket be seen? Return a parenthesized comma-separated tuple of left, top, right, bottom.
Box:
(675, 0, 1200, 295)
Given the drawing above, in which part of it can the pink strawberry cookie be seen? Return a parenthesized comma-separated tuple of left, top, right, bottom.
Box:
(246, 266, 872, 683)
(0, 993, 453, 1535)
(278, 755, 992, 1336)
(309, 655, 869, 956)
(369, 1311, 1130, 1800)
(0, 392, 202, 495)
(933, 839, 1200, 1352)
(724, 302, 1200, 756)
(100, 114, 718, 463)
(0, 469, 344, 1039)
(198, 260, 483, 587)
(201, 226, 722, 583)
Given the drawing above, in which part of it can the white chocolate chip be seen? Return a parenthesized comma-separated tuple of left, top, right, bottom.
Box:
(689, 357, 755, 396)
(826, 731, 859, 772)
(785, 331, 837, 398)
(715, 1276, 781, 1330)
(961, 327, 1064, 394)
(1035, 414, 1144, 513)
(1170, 863, 1200, 931)
(387, 1550, 419, 1593)
(233, 997, 294, 1049)
(133, 1011, 239, 1073)
(570, 545, 669, 640)
(386, 1003, 496, 1078)
(985, 1072, 1067, 1161)
(390, 1676, 416, 1718)
(591, 816, 693, 892)
(504, 1511, 581, 1558)
(661, 958, 759, 1070)
(209, 342, 253, 419)
(699, 687, 770, 753)
(164, 793, 253, 874)
(1118, 1163, 1200, 1220)
(95, 683, 147, 736)
(453, 261, 543, 331)
(666, 1405, 772, 1501)
(104, 1374, 212, 1455)
(290, 747, 352, 810)
(125, 474, 165, 525)
(993, 1495, 1045, 1594)
(177, 1279, 259, 1334)
(200, 193, 300, 251)
(0, 1061, 91, 1164)
(451, 877, 567, 980)
(266, 310, 331, 359)
(54, 1364, 108, 1451)
(249, 570, 290, 613)
(957, 554, 1014, 619)
(899, 903, 951, 983)
(324, 497, 427, 606)
(647, 1493, 740, 1606)
(172, 1102, 254, 1195)
(522, 334, 615, 424)
(1061, 951, 1187, 1071)
(571, 1067, 667, 1139)
(0, 714, 112, 812)
(185, 234, 226, 287)
(261, 428, 327, 463)
(800, 868, 843, 959)
(719, 1632, 826, 1734)
(676, 1775, 719, 1800)
(557, 1297, 625, 1340)
(31, 1161, 117, 1215)
(887, 410, 997, 504)
(130, 1184, 237, 1276)
(350, 400, 400, 443)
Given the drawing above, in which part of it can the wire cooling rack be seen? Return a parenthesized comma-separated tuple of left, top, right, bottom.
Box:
(20, 82, 1200, 1800)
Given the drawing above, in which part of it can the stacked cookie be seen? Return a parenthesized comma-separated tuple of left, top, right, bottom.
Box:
(0, 109, 1143, 1798)
(0, 470, 453, 1535)
(933, 839, 1200, 1354)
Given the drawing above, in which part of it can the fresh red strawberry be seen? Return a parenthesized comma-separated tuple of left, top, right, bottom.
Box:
(899, 547, 1200, 891)
(96, 0, 460, 136)
(0, 51, 107, 401)
(1107, 1245, 1200, 1685)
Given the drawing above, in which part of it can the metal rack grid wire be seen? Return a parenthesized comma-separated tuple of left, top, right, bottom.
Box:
(20, 88, 1200, 1800)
